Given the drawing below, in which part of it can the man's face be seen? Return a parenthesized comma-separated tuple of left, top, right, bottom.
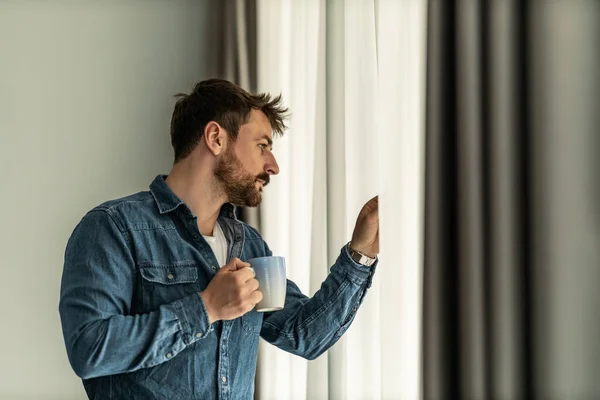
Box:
(214, 110, 280, 207)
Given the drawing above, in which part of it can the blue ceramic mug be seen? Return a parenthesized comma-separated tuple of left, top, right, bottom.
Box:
(247, 256, 286, 312)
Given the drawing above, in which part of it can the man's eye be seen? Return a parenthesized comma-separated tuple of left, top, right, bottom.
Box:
(258, 144, 267, 151)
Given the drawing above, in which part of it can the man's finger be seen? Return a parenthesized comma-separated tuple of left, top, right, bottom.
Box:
(361, 195, 379, 214)
(246, 277, 260, 292)
(249, 290, 263, 305)
(235, 265, 256, 282)
(228, 258, 251, 271)
(369, 195, 379, 207)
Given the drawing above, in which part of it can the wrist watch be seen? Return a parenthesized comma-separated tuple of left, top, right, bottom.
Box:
(348, 243, 377, 267)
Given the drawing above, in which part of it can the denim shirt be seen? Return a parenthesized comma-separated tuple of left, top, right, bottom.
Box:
(59, 175, 377, 400)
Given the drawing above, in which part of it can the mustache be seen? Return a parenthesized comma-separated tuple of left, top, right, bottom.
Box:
(256, 173, 270, 186)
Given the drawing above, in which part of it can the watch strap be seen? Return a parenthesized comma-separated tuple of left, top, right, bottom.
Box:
(348, 243, 377, 267)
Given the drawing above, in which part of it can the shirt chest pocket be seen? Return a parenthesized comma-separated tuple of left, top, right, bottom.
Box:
(139, 265, 199, 311)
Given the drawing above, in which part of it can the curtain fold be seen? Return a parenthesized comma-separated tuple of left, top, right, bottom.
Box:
(423, 1, 460, 396)
(255, 1, 323, 398)
(375, 2, 427, 398)
(223, 0, 261, 229)
(529, 2, 600, 397)
(424, 1, 531, 398)
(488, 0, 528, 395)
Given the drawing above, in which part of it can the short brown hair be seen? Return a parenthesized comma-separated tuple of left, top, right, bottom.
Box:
(170, 78, 289, 163)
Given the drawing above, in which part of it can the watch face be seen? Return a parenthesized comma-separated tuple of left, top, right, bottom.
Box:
(349, 244, 375, 266)
(351, 250, 373, 266)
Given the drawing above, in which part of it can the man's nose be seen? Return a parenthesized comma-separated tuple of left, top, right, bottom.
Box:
(265, 154, 279, 175)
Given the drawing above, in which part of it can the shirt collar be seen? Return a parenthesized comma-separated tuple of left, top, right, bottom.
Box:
(149, 175, 238, 219)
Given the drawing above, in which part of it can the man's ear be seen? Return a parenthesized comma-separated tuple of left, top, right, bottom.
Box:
(204, 121, 226, 156)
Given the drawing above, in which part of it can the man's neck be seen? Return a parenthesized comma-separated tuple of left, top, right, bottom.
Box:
(165, 161, 225, 236)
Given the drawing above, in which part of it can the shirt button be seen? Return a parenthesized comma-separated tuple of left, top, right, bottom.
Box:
(222, 376, 227, 383)
(195, 332, 203, 338)
(212, 266, 217, 271)
(352, 307, 358, 312)
(167, 273, 174, 280)
(166, 352, 173, 359)
(193, 234, 199, 240)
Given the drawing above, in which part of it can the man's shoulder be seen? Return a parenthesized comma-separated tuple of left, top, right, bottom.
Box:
(91, 191, 154, 214)
(84, 191, 163, 230)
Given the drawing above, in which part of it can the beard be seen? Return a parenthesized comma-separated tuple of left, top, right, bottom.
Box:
(213, 148, 270, 208)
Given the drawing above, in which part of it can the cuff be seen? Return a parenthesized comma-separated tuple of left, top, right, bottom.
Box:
(336, 244, 378, 288)
(173, 292, 214, 345)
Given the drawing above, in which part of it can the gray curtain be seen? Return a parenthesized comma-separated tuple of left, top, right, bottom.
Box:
(220, 0, 261, 230)
(424, 1, 600, 399)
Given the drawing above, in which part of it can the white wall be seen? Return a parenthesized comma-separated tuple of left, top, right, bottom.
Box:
(0, 1, 222, 398)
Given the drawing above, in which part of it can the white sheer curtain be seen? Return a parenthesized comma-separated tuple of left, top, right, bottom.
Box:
(255, 1, 427, 399)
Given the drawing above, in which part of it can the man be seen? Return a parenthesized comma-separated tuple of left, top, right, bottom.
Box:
(59, 78, 379, 399)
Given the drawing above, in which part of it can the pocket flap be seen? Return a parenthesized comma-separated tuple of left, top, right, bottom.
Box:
(140, 266, 198, 285)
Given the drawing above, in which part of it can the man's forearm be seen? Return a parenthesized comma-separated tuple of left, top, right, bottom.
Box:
(259, 245, 376, 360)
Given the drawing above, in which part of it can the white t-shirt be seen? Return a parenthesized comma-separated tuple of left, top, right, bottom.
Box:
(202, 221, 228, 267)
